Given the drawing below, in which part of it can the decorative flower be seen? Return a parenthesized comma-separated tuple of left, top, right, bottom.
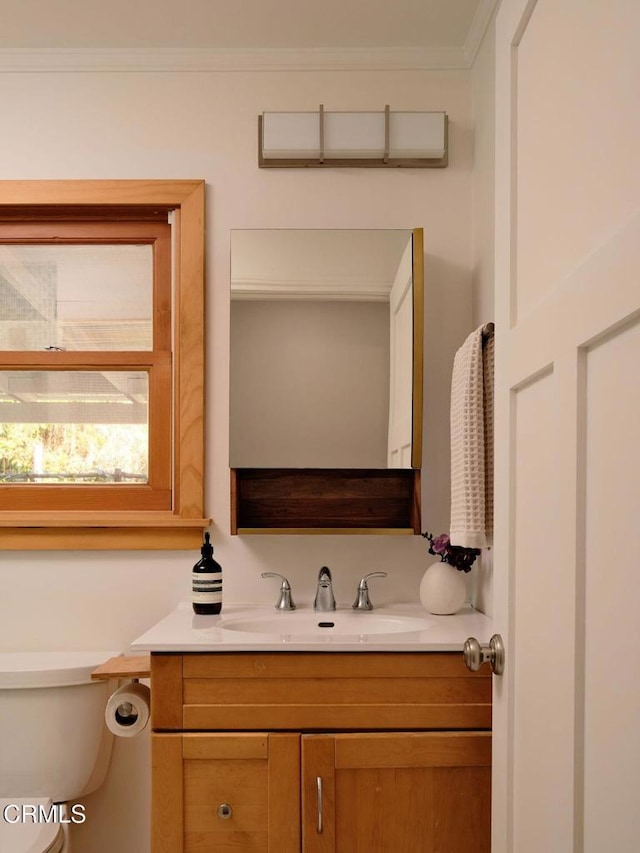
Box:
(422, 531, 481, 573)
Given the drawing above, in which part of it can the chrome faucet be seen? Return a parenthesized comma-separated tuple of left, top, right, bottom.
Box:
(313, 566, 336, 612)
(261, 572, 296, 610)
(352, 572, 387, 611)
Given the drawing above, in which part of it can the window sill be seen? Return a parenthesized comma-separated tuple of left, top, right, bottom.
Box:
(0, 512, 211, 550)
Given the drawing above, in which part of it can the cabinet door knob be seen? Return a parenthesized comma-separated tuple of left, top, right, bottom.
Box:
(216, 803, 233, 820)
(463, 634, 505, 676)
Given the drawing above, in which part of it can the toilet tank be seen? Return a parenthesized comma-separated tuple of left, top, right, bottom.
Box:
(0, 651, 118, 803)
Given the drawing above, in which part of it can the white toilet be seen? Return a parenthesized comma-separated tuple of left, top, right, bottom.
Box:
(0, 651, 117, 853)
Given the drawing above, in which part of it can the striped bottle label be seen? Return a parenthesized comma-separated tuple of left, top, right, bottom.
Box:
(192, 571, 222, 604)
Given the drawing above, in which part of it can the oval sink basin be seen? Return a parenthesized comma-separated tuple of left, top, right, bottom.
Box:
(219, 611, 432, 636)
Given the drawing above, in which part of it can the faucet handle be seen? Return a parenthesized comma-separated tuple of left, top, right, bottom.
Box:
(261, 572, 296, 611)
(352, 572, 388, 611)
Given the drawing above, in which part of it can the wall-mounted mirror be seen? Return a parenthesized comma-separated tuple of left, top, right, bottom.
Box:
(230, 228, 423, 471)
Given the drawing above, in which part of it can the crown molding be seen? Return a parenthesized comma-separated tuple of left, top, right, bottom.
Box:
(231, 276, 391, 301)
(464, 0, 500, 67)
(0, 45, 469, 74)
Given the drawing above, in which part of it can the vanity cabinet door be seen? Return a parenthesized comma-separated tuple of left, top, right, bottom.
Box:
(301, 732, 491, 853)
(152, 732, 300, 853)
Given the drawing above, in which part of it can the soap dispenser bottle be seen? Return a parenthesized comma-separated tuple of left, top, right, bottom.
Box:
(192, 532, 222, 614)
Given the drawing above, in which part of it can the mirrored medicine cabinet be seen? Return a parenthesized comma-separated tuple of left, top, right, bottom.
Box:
(229, 228, 423, 534)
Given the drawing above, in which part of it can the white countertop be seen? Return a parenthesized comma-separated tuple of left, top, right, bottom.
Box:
(130, 602, 492, 653)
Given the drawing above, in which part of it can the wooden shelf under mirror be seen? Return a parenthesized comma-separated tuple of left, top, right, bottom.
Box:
(230, 468, 421, 534)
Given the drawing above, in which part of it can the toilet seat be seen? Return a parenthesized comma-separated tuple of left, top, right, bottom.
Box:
(0, 798, 66, 853)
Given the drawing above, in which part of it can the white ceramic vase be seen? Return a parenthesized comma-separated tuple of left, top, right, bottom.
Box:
(419, 560, 467, 615)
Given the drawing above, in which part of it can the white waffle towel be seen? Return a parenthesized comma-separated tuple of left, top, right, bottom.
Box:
(449, 324, 494, 548)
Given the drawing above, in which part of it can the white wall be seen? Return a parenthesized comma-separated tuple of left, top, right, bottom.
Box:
(471, 15, 496, 327)
(0, 64, 473, 850)
(470, 12, 498, 616)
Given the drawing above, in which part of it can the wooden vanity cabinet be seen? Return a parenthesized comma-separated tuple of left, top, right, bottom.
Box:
(151, 652, 491, 853)
(301, 732, 491, 853)
(153, 731, 300, 852)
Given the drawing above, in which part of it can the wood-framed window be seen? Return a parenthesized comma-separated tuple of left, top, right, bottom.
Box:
(0, 180, 209, 549)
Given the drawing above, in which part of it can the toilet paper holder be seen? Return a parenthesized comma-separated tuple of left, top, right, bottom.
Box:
(91, 654, 151, 683)
(105, 677, 151, 737)
(92, 655, 153, 738)
(113, 679, 142, 728)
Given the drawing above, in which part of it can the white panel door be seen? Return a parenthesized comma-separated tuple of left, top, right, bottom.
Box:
(387, 236, 414, 467)
(492, 1, 640, 851)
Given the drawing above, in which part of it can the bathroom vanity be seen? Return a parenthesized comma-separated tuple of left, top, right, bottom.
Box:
(133, 604, 492, 852)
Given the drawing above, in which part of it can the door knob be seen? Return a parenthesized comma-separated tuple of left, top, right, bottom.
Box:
(463, 634, 505, 676)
